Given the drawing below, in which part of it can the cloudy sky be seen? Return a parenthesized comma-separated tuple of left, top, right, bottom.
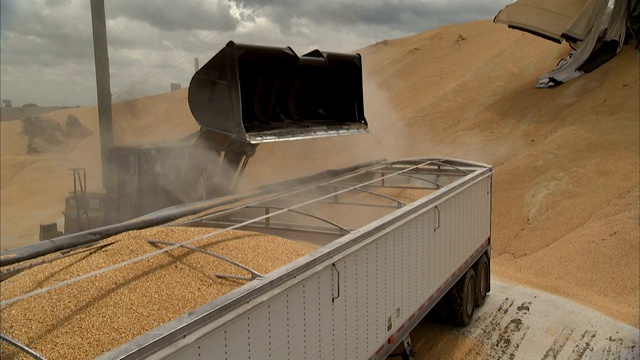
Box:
(0, 0, 512, 107)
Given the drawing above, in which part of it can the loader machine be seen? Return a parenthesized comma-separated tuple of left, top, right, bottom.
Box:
(60, 41, 369, 235)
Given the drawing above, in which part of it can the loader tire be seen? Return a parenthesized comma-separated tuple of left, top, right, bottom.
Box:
(474, 254, 489, 307)
(451, 268, 476, 327)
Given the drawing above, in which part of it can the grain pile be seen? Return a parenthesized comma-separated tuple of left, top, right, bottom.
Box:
(0, 227, 317, 359)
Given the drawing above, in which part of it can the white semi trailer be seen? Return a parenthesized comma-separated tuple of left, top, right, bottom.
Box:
(93, 157, 493, 360)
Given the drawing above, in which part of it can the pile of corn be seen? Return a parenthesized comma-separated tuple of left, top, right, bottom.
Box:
(0, 226, 317, 359)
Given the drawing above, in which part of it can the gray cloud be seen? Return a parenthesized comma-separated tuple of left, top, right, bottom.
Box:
(106, 0, 238, 32)
(1, 1, 93, 64)
(0, 0, 512, 107)
(241, 0, 506, 34)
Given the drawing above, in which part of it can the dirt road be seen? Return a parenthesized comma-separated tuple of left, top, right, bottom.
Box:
(409, 280, 639, 359)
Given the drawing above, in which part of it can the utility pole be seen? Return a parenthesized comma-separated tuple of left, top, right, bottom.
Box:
(90, 0, 113, 190)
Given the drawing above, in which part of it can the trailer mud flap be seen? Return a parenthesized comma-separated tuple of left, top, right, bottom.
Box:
(189, 41, 369, 144)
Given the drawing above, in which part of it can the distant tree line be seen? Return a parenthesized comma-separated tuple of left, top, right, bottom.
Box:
(2, 101, 82, 108)
(2, 100, 40, 108)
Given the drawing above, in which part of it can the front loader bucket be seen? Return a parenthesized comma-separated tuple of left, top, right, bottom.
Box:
(188, 41, 369, 144)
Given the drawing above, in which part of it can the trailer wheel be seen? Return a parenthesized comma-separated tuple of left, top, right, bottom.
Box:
(451, 268, 476, 327)
(474, 254, 489, 307)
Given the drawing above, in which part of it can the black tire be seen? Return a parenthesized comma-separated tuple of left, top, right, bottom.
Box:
(451, 268, 476, 327)
(474, 254, 489, 307)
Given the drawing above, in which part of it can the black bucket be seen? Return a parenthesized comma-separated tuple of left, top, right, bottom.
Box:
(188, 41, 369, 144)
